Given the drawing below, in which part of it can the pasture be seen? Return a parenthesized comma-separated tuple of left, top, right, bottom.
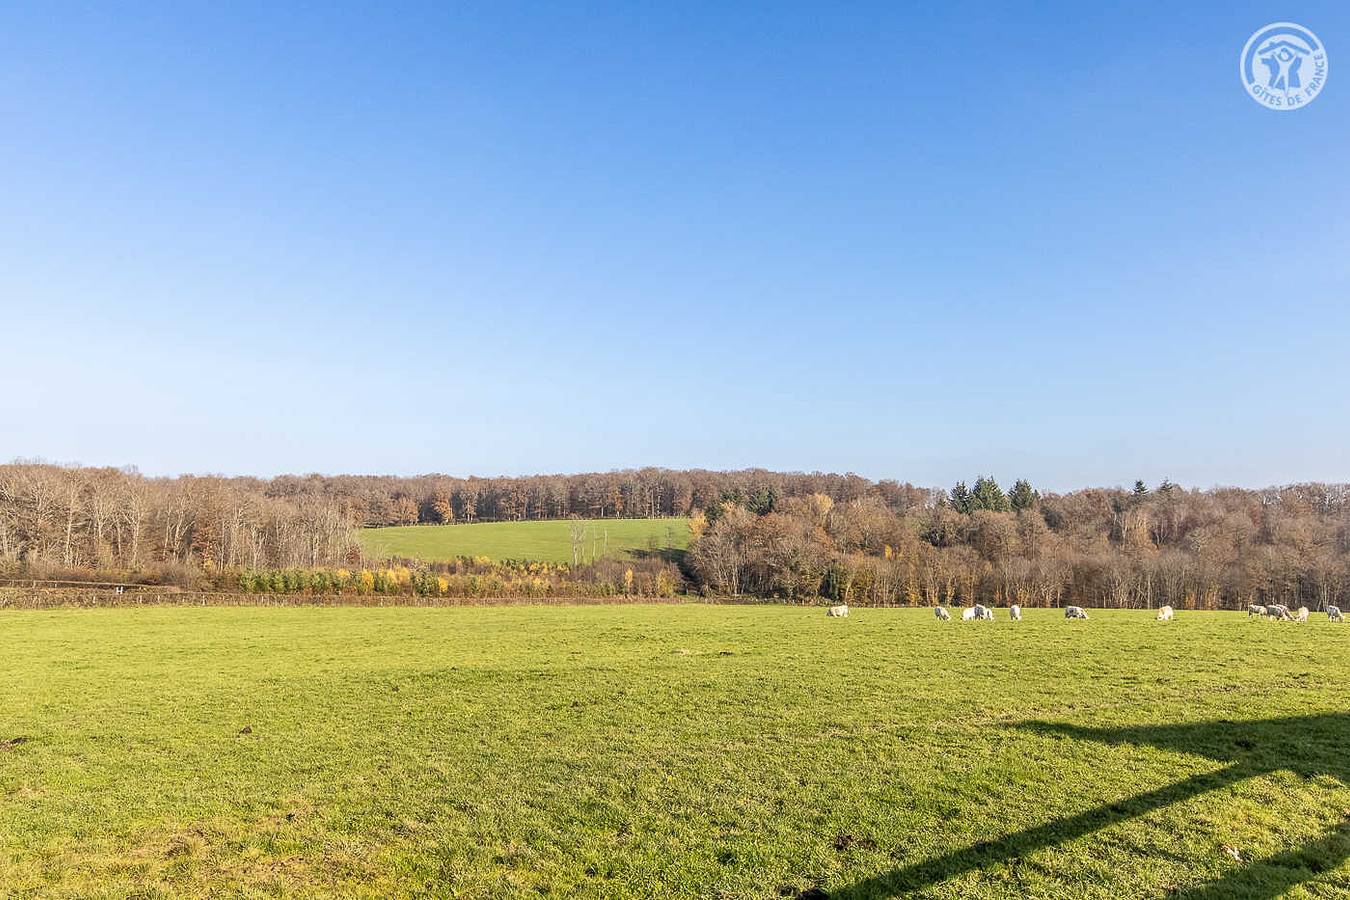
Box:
(357, 517, 690, 563)
(1, 605, 1347, 897)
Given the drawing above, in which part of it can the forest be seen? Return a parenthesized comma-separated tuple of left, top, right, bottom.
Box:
(686, 477, 1349, 610)
(1, 461, 1346, 610)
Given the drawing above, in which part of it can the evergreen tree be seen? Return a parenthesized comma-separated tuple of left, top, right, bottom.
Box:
(949, 481, 972, 514)
(747, 486, 777, 515)
(1009, 478, 1039, 511)
(970, 476, 1011, 512)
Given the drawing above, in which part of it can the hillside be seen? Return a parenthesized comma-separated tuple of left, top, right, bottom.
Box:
(357, 517, 691, 564)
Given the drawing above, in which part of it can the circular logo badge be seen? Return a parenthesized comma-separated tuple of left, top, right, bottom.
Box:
(1240, 22, 1328, 110)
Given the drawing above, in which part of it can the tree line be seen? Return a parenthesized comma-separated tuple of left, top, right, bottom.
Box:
(0, 462, 354, 580)
(2, 461, 1347, 610)
(273, 468, 934, 526)
(686, 477, 1350, 610)
(0, 462, 928, 582)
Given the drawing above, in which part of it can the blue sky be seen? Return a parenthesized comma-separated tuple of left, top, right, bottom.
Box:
(1, 1, 1346, 491)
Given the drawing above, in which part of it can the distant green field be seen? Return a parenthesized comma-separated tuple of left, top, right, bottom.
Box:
(358, 517, 691, 563)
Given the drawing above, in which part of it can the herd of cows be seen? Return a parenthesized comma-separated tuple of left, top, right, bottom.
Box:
(823, 602, 1345, 623)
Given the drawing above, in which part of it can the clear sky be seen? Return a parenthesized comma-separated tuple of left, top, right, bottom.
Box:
(1, 1, 1346, 492)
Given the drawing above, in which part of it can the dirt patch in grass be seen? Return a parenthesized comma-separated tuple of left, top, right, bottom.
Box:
(833, 832, 878, 853)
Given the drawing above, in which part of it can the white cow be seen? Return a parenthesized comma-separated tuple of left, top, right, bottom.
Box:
(1010, 604, 1022, 621)
(1156, 605, 1174, 622)
(1065, 606, 1089, 620)
(1268, 604, 1293, 621)
(973, 604, 994, 621)
(1293, 606, 1309, 623)
(934, 607, 951, 621)
(827, 604, 849, 618)
(1248, 604, 1268, 617)
(1329, 605, 1344, 623)
(961, 607, 977, 621)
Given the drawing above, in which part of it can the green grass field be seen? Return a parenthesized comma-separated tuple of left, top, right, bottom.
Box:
(357, 517, 691, 563)
(2, 606, 1348, 897)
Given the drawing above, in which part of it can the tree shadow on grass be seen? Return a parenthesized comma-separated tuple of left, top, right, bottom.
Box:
(623, 550, 685, 564)
(629, 547, 688, 567)
(830, 714, 1350, 899)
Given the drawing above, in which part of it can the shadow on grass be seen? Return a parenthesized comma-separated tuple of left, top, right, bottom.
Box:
(629, 547, 688, 567)
(830, 714, 1350, 899)
(1170, 819, 1350, 899)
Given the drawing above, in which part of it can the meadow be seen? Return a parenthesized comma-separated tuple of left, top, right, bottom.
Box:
(357, 517, 690, 563)
(1, 605, 1347, 898)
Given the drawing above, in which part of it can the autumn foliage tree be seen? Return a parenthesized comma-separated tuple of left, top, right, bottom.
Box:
(688, 476, 1350, 611)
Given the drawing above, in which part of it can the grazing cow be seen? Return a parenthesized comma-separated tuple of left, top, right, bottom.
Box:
(827, 604, 849, 618)
(961, 607, 977, 621)
(1268, 604, 1293, 621)
(1065, 606, 1089, 620)
(1329, 605, 1344, 623)
(1248, 604, 1268, 617)
(1157, 605, 1174, 622)
(973, 604, 994, 621)
(934, 607, 951, 621)
(1010, 604, 1022, 621)
(1293, 606, 1309, 623)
